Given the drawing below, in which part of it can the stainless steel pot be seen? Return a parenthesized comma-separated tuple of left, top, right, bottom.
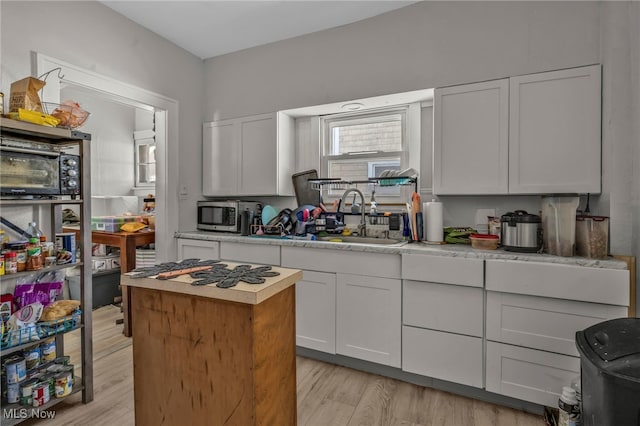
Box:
(500, 210, 541, 252)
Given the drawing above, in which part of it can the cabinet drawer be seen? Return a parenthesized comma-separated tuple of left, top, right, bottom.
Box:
(282, 246, 400, 279)
(486, 341, 580, 407)
(402, 254, 483, 287)
(402, 326, 483, 388)
(220, 242, 280, 265)
(486, 291, 627, 357)
(403, 280, 483, 337)
(177, 238, 220, 261)
(486, 259, 629, 305)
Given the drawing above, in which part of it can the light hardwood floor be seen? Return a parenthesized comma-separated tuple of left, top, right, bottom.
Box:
(23, 305, 545, 426)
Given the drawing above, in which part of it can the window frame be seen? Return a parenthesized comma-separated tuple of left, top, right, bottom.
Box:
(320, 106, 410, 201)
(134, 137, 156, 188)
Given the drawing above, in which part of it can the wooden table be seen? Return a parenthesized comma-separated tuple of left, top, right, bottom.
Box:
(91, 230, 154, 337)
(121, 262, 302, 426)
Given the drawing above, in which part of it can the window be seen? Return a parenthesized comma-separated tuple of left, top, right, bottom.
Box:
(321, 107, 408, 198)
(135, 137, 156, 187)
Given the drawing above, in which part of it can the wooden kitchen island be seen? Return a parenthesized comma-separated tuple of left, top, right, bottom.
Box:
(120, 262, 302, 426)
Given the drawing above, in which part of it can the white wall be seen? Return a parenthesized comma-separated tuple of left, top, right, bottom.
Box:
(61, 86, 136, 197)
(204, 2, 600, 120)
(1, 0, 205, 260)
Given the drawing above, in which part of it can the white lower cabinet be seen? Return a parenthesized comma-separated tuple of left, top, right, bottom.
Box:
(486, 341, 580, 407)
(177, 238, 220, 260)
(485, 258, 630, 407)
(403, 326, 483, 388)
(295, 270, 336, 353)
(336, 273, 401, 367)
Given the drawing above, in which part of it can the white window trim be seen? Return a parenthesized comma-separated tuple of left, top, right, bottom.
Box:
(318, 103, 421, 204)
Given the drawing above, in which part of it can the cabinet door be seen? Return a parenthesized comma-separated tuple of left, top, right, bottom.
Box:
(509, 65, 601, 194)
(177, 238, 220, 261)
(203, 121, 238, 196)
(239, 113, 277, 195)
(403, 326, 483, 388)
(296, 270, 336, 353)
(486, 341, 580, 407)
(336, 273, 401, 367)
(433, 79, 509, 194)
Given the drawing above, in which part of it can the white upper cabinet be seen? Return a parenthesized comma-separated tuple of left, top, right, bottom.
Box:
(203, 112, 295, 196)
(509, 65, 601, 194)
(433, 79, 509, 194)
(203, 120, 237, 196)
(433, 65, 601, 195)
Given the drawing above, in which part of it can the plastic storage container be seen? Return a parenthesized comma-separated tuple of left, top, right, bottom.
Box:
(575, 318, 640, 426)
(469, 233, 499, 250)
(575, 215, 609, 259)
(91, 215, 143, 232)
(541, 196, 579, 256)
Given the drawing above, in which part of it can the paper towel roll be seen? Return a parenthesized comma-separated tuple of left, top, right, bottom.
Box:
(425, 200, 444, 242)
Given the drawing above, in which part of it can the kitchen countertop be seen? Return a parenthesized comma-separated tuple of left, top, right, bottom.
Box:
(175, 231, 629, 270)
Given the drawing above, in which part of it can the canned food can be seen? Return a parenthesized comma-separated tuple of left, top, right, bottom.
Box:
(55, 233, 76, 263)
(7, 382, 20, 403)
(40, 338, 56, 362)
(5, 356, 27, 384)
(32, 382, 50, 407)
(54, 355, 71, 366)
(20, 378, 39, 405)
(23, 345, 41, 370)
(54, 370, 73, 397)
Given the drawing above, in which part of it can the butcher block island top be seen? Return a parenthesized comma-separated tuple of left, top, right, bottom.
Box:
(121, 260, 302, 304)
(122, 260, 302, 426)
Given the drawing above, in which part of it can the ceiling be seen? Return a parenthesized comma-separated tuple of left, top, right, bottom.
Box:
(99, 1, 419, 60)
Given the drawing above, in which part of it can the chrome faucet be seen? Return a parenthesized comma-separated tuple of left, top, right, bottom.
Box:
(340, 188, 366, 236)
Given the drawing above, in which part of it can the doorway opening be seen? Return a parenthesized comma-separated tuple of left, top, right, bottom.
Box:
(34, 53, 179, 263)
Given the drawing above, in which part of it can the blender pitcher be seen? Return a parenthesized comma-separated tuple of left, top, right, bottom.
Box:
(541, 196, 580, 256)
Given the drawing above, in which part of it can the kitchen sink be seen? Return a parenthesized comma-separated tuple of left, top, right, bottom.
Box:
(317, 235, 406, 246)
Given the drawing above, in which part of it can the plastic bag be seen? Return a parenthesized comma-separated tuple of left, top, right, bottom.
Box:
(13, 270, 66, 309)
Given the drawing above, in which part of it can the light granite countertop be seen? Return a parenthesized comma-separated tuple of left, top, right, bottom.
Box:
(175, 230, 629, 270)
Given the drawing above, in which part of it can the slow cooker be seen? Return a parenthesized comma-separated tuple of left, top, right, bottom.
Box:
(500, 210, 541, 252)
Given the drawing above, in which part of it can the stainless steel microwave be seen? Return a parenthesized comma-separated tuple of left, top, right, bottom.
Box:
(197, 200, 258, 232)
(0, 144, 81, 197)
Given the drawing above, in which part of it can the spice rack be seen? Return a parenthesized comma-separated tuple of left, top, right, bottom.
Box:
(0, 117, 93, 424)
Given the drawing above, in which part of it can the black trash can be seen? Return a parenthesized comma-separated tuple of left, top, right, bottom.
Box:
(575, 317, 640, 426)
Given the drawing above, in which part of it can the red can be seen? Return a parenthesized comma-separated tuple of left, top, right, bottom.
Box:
(32, 382, 50, 407)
